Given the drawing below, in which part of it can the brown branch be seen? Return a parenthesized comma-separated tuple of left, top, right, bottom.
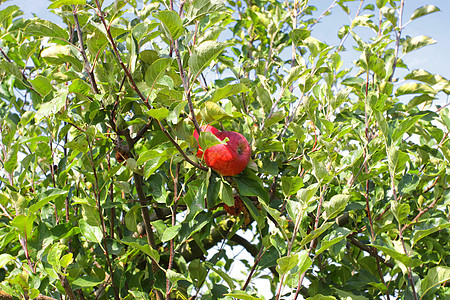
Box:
(93, 0, 148, 105)
(166, 163, 180, 300)
(72, 5, 100, 94)
(85, 134, 121, 300)
(173, 39, 201, 135)
(120, 128, 163, 300)
(389, 0, 405, 82)
(58, 275, 77, 300)
(241, 245, 267, 291)
(347, 235, 394, 268)
(157, 120, 208, 171)
(402, 197, 439, 232)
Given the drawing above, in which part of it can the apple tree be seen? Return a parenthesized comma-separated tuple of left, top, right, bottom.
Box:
(0, 0, 449, 299)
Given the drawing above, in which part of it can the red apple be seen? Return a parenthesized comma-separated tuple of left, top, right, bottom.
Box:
(193, 125, 220, 158)
(204, 130, 251, 176)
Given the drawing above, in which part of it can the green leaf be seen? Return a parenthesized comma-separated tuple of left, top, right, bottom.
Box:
(370, 244, 418, 268)
(410, 5, 440, 20)
(342, 77, 365, 89)
(69, 79, 92, 96)
(219, 180, 234, 206)
(235, 172, 270, 204)
(35, 90, 67, 122)
(421, 267, 450, 298)
(198, 131, 223, 153)
(283, 66, 305, 89)
(402, 35, 437, 54)
(241, 196, 266, 231)
(145, 58, 172, 92)
(65, 135, 89, 153)
(290, 29, 311, 46)
(124, 205, 140, 232)
(396, 82, 436, 96)
(4, 142, 18, 173)
(0, 253, 14, 268)
(391, 114, 423, 146)
(322, 194, 351, 220)
(154, 11, 184, 40)
(0, 61, 26, 84)
(297, 250, 313, 274)
(439, 108, 450, 132)
(188, 41, 227, 81)
(161, 225, 181, 242)
(189, 259, 207, 288)
(300, 222, 334, 247)
(48, 0, 86, 9)
(41, 45, 83, 71)
(24, 19, 69, 40)
(209, 83, 249, 102)
(224, 290, 263, 300)
(387, 147, 409, 175)
(277, 254, 299, 276)
(185, 0, 227, 23)
(29, 189, 68, 214)
(0, 5, 20, 25)
(265, 110, 285, 128)
(334, 289, 368, 300)
(30, 75, 53, 96)
(311, 158, 331, 183)
(412, 222, 450, 246)
(166, 269, 191, 284)
(72, 276, 102, 288)
(206, 262, 236, 290)
(78, 219, 103, 244)
(147, 107, 169, 121)
(255, 86, 272, 114)
(201, 101, 231, 123)
(11, 214, 36, 237)
(121, 236, 160, 262)
(315, 229, 351, 256)
(307, 295, 336, 300)
(281, 176, 304, 197)
(297, 183, 320, 205)
(47, 243, 65, 270)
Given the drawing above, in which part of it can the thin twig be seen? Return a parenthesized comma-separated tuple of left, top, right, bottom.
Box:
(157, 120, 208, 171)
(72, 4, 100, 94)
(166, 163, 180, 300)
(389, 0, 405, 82)
(242, 245, 267, 291)
(93, 0, 148, 105)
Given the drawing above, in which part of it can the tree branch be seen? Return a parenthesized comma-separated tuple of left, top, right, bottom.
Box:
(72, 4, 100, 94)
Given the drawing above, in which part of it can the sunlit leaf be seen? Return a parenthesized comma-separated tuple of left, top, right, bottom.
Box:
(402, 35, 437, 54)
(281, 176, 304, 197)
(24, 19, 68, 40)
(421, 267, 450, 297)
(154, 11, 183, 40)
(188, 41, 227, 81)
(185, 0, 227, 23)
(410, 5, 440, 20)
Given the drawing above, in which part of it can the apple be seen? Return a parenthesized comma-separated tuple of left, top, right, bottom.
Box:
(193, 125, 251, 176)
(193, 125, 221, 158)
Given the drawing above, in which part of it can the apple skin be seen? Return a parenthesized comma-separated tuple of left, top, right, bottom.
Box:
(204, 130, 251, 176)
(193, 125, 221, 158)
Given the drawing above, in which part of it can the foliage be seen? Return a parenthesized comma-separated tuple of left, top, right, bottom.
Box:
(0, 0, 449, 299)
